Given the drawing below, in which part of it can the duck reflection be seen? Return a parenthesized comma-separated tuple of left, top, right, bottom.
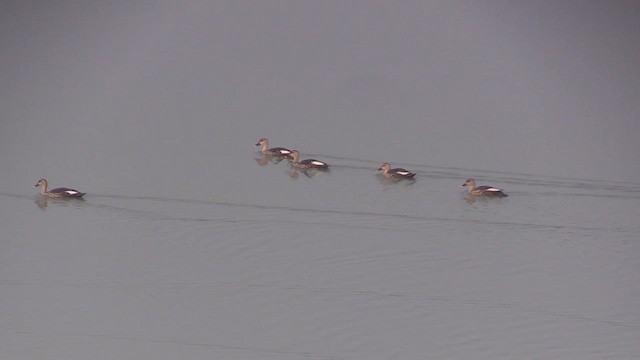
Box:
(35, 196, 48, 209)
(376, 175, 416, 186)
(465, 193, 478, 204)
(254, 153, 291, 166)
(34, 196, 85, 210)
(287, 167, 327, 179)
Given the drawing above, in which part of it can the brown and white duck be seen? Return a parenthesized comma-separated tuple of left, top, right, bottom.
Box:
(255, 138, 292, 157)
(290, 150, 329, 170)
(460, 178, 507, 197)
(35, 178, 86, 198)
(377, 163, 416, 179)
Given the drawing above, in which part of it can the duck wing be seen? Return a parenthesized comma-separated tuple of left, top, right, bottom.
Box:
(300, 159, 329, 168)
(476, 185, 507, 196)
(390, 168, 415, 178)
(269, 147, 292, 155)
(50, 187, 86, 197)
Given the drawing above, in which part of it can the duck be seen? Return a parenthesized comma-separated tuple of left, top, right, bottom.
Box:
(290, 150, 330, 170)
(460, 178, 507, 197)
(255, 138, 293, 157)
(35, 178, 86, 198)
(377, 163, 416, 179)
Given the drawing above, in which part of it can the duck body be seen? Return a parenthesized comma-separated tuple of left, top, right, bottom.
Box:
(461, 178, 507, 197)
(290, 150, 329, 170)
(35, 178, 85, 198)
(378, 163, 416, 179)
(255, 138, 292, 157)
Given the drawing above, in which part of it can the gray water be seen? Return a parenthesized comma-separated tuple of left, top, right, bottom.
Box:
(1, 2, 639, 359)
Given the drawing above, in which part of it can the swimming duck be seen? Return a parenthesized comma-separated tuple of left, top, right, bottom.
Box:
(377, 163, 416, 179)
(35, 178, 86, 198)
(255, 138, 293, 157)
(290, 150, 330, 170)
(460, 178, 507, 197)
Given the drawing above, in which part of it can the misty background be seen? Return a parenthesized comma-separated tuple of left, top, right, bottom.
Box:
(1, 2, 639, 359)
(1, 1, 639, 193)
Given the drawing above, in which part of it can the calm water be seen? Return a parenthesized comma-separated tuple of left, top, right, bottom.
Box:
(2, 152, 639, 359)
(2, 2, 640, 359)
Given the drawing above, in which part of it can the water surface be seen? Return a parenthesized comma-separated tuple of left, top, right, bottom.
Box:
(1, 2, 639, 359)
